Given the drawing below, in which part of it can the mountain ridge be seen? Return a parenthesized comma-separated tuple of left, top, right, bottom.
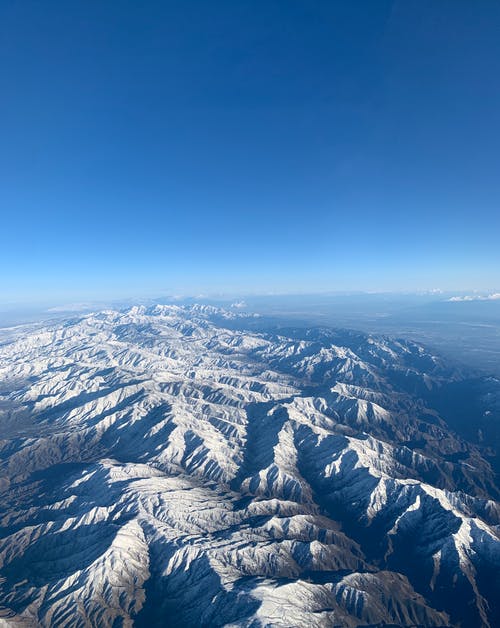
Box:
(0, 305, 498, 627)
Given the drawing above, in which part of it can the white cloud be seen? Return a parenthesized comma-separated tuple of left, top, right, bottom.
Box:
(46, 302, 96, 312)
(448, 293, 500, 302)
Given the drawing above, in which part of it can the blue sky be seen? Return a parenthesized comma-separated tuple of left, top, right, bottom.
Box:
(1, 1, 499, 303)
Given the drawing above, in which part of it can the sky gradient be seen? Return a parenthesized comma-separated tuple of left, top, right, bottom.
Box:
(1, 1, 499, 303)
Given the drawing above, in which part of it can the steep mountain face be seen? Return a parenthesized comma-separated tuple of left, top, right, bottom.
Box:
(0, 305, 499, 627)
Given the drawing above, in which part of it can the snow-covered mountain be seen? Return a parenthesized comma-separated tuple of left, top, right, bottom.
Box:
(0, 305, 499, 627)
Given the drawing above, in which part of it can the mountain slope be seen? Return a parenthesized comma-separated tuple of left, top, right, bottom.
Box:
(0, 305, 499, 627)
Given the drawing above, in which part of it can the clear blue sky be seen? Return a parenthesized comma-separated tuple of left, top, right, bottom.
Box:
(1, 1, 499, 303)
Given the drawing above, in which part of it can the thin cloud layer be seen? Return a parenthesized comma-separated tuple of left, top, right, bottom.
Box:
(448, 293, 500, 302)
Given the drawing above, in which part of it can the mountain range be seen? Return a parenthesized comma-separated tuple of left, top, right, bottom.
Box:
(0, 305, 499, 627)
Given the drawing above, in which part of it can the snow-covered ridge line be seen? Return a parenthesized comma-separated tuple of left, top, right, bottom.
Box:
(0, 305, 498, 627)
